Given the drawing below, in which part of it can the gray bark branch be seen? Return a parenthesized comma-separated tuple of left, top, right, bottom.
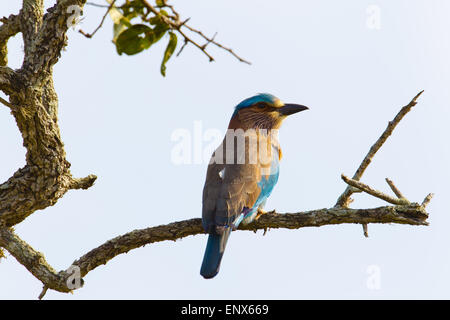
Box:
(0, 203, 429, 295)
(0, 0, 95, 228)
(335, 90, 424, 208)
(0, 13, 21, 66)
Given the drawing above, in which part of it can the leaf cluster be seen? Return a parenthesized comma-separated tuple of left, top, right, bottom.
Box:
(111, 0, 177, 76)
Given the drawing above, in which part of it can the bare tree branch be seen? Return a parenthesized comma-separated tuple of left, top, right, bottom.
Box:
(335, 90, 424, 237)
(0, 96, 13, 108)
(21, 0, 45, 57)
(385, 178, 405, 200)
(79, 0, 116, 38)
(421, 193, 434, 208)
(341, 175, 410, 206)
(38, 286, 48, 300)
(0, 0, 95, 228)
(335, 90, 424, 208)
(85, 2, 110, 8)
(183, 24, 251, 64)
(0, 13, 21, 66)
(82, 0, 250, 64)
(0, 203, 429, 297)
(0, 65, 18, 96)
(0, 226, 71, 293)
(22, 0, 87, 76)
(140, 0, 251, 64)
(69, 174, 98, 190)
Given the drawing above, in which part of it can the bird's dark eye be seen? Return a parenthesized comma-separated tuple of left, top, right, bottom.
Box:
(256, 103, 266, 109)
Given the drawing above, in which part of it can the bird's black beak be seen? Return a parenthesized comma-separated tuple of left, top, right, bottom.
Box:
(279, 103, 309, 116)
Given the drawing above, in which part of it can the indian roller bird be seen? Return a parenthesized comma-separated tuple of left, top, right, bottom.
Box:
(200, 93, 309, 279)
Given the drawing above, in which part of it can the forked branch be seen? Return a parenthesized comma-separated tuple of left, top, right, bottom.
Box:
(335, 90, 424, 208)
(0, 202, 429, 298)
(335, 90, 426, 236)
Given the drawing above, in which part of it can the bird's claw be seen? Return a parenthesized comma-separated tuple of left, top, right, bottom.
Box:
(255, 209, 267, 220)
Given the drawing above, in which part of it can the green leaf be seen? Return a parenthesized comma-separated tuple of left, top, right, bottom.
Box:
(122, 0, 146, 16)
(115, 24, 155, 55)
(108, 1, 133, 43)
(113, 17, 133, 42)
(155, 0, 165, 7)
(160, 32, 177, 76)
(153, 22, 169, 43)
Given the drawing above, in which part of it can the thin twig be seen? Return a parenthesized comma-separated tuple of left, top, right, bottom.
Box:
(38, 286, 48, 300)
(0, 13, 21, 66)
(183, 24, 251, 65)
(422, 193, 434, 208)
(385, 178, 405, 199)
(85, 2, 110, 8)
(79, 0, 117, 38)
(176, 39, 188, 57)
(176, 27, 215, 62)
(201, 31, 217, 49)
(362, 224, 369, 238)
(140, 0, 250, 64)
(0, 96, 13, 108)
(85, 0, 250, 64)
(341, 174, 410, 206)
(69, 174, 98, 190)
(335, 90, 424, 208)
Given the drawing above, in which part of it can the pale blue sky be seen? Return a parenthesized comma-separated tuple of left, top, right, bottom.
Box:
(1, 0, 449, 299)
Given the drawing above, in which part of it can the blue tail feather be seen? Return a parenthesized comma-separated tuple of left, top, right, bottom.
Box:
(200, 228, 231, 279)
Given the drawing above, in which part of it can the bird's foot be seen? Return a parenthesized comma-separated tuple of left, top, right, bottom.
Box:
(255, 209, 277, 220)
(255, 209, 267, 220)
